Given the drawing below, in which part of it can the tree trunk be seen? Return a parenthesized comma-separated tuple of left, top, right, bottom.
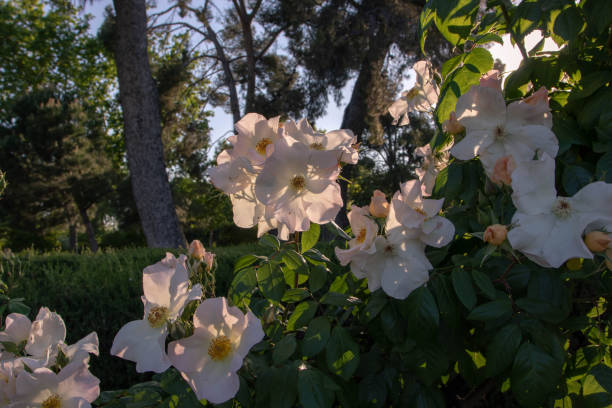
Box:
(112, 0, 185, 248)
(69, 224, 77, 253)
(78, 205, 98, 253)
(336, 32, 392, 228)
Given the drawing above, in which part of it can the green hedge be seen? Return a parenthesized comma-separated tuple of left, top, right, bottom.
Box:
(0, 244, 261, 390)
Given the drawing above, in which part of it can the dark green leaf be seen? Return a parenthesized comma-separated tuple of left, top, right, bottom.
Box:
(467, 299, 512, 321)
(273, 335, 297, 364)
(257, 263, 285, 302)
(298, 368, 336, 408)
(281, 288, 310, 303)
(360, 290, 388, 323)
(259, 234, 280, 251)
(302, 316, 331, 357)
(590, 364, 612, 394)
(309, 264, 328, 293)
(452, 268, 477, 310)
(433, 0, 480, 46)
(320, 292, 361, 307)
(471, 269, 496, 300)
(511, 343, 561, 407)
(270, 365, 298, 408)
(562, 165, 591, 195)
(234, 255, 258, 272)
(229, 267, 257, 308)
(287, 301, 317, 330)
(486, 323, 522, 376)
(326, 326, 360, 380)
(402, 286, 440, 340)
(551, 6, 584, 42)
(358, 374, 388, 408)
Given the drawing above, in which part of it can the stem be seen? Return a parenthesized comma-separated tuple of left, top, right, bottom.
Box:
(500, 3, 529, 61)
(294, 231, 300, 288)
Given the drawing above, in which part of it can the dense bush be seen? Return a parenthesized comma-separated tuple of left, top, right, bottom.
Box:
(0, 244, 267, 390)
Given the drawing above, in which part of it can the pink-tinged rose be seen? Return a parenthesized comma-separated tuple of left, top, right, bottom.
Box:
(0, 314, 31, 359)
(11, 358, 99, 408)
(369, 190, 389, 218)
(508, 154, 612, 268)
(450, 85, 558, 177)
(507, 86, 552, 128)
(480, 70, 502, 91)
(25, 308, 66, 361)
(111, 253, 202, 373)
(335, 206, 379, 283)
(414, 144, 452, 196)
(283, 118, 358, 164)
(389, 60, 439, 125)
(255, 138, 342, 234)
(490, 155, 517, 186)
(584, 231, 611, 253)
(168, 297, 264, 404)
(483, 224, 508, 246)
(231, 113, 281, 165)
(189, 240, 206, 260)
(442, 111, 465, 135)
(0, 359, 21, 403)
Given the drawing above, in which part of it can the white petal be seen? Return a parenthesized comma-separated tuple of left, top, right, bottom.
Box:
(381, 258, 429, 300)
(455, 86, 506, 131)
(179, 369, 240, 404)
(110, 320, 170, 373)
(1, 313, 31, 344)
(234, 311, 264, 358)
(511, 154, 557, 214)
(451, 129, 495, 160)
(167, 329, 213, 373)
(421, 216, 455, 248)
(25, 308, 66, 359)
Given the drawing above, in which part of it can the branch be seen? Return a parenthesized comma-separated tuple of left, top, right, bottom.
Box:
(500, 3, 529, 60)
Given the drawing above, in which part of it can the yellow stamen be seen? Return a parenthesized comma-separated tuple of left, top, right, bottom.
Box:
(356, 228, 367, 244)
(208, 335, 232, 361)
(290, 175, 306, 192)
(42, 394, 62, 408)
(147, 306, 169, 328)
(255, 138, 273, 155)
(309, 142, 325, 150)
(407, 87, 419, 99)
(414, 207, 426, 216)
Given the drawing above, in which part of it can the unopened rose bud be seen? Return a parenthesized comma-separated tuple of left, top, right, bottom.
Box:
(490, 155, 517, 186)
(584, 231, 611, 253)
(483, 224, 508, 246)
(369, 190, 389, 218)
(443, 112, 465, 135)
(189, 240, 206, 260)
(480, 70, 502, 91)
(524, 87, 549, 107)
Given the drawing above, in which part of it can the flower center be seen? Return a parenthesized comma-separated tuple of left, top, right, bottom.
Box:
(147, 306, 169, 328)
(356, 228, 367, 244)
(552, 198, 572, 219)
(255, 138, 273, 155)
(309, 142, 325, 150)
(384, 244, 394, 254)
(290, 175, 306, 192)
(208, 335, 232, 361)
(414, 207, 426, 216)
(42, 394, 62, 408)
(494, 125, 505, 140)
(407, 87, 420, 99)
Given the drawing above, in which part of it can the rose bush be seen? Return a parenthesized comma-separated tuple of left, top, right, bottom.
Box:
(2, 0, 611, 407)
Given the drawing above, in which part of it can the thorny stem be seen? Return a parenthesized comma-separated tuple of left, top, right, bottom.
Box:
(500, 2, 529, 61)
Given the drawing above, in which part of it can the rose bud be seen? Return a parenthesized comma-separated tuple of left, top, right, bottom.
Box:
(490, 155, 517, 186)
(369, 190, 389, 218)
(189, 240, 206, 260)
(584, 231, 611, 253)
(483, 224, 508, 246)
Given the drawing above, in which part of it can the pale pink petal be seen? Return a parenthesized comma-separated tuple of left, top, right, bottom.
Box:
(234, 311, 264, 358)
(179, 369, 240, 404)
(2, 313, 31, 343)
(480, 70, 502, 91)
(110, 319, 170, 373)
(167, 329, 213, 373)
(451, 129, 495, 160)
(455, 86, 506, 132)
(56, 359, 100, 403)
(193, 297, 240, 335)
(25, 308, 66, 359)
(511, 154, 557, 214)
(381, 257, 429, 300)
(507, 87, 552, 128)
(421, 216, 455, 248)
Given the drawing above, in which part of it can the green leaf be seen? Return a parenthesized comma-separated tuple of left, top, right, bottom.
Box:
(301, 316, 331, 357)
(515, 298, 567, 324)
(270, 365, 298, 408)
(562, 165, 592, 195)
(511, 343, 562, 407)
(551, 5, 585, 43)
(471, 269, 496, 300)
(452, 268, 477, 310)
(273, 335, 297, 364)
(402, 286, 440, 340)
(281, 288, 310, 303)
(418, 2, 435, 54)
(303, 248, 331, 265)
(432, 0, 480, 46)
(511, 0, 542, 42)
(358, 374, 388, 408)
(298, 368, 336, 408)
(301, 223, 320, 253)
(467, 299, 512, 321)
(229, 267, 257, 308)
(590, 364, 612, 394)
(326, 326, 360, 380)
(234, 254, 258, 272)
(504, 59, 532, 99)
(325, 220, 351, 240)
(464, 47, 494, 74)
(281, 249, 308, 270)
(287, 301, 317, 331)
(486, 323, 522, 376)
(257, 263, 285, 302)
(440, 54, 463, 80)
(309, 264, 328, 293)
(360, 290, 388, 323)
(596, 152, 612, 183)
(473, 32, 503, 46)
(320, 292, 361, 307)
(259, 234, 280, 251)
(582, 0, 612, 35)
